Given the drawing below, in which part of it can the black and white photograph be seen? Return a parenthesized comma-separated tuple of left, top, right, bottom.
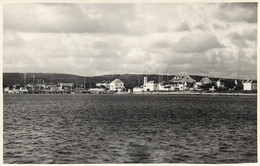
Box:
(2, 2, 258, 164)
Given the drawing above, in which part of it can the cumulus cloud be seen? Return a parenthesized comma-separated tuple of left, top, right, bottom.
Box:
(4, 3, 137, 34)
(151, 40, 170, 49)
(175, 22, 190, 31)
(228, 32, 249, 47)
(3, 3, 257, 79)
(172, 33, 224, 53)
(242, 29, 257, 41)
(215, 3, 257, 23)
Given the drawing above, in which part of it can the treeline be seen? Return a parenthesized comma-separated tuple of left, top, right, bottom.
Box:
(3, 72, 233, 90)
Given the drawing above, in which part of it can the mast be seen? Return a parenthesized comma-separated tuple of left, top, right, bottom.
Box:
(84, 78, 86, 90)
(166, 69, 169, 82)
(238, 50, 241, 80)
(32, 75, 35, 93)
(24, 73, 26, 87)
(137, 75, 139, 87)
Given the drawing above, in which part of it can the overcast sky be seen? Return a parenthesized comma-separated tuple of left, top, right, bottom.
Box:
(3, 3, 257, 79)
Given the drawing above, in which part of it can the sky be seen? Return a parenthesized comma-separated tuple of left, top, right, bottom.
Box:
(3, 3, 257, 79)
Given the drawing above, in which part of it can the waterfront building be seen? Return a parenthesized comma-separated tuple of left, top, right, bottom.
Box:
(88, 88, 106, 93)
(143, 80, 159, 91)
(13, 84, 21, 90)
(59, 83, 74, 92)
(133, 76, 160, 92)
(19, 87, 28, 93)
(200, 77, 212, 84)
(169, 75, 196, 83)
(216, 79, 225, 89)
(159, 82, 171, 91)
(4, 87, 10, 93)
(109, 79, 125, 92)
(194, 77, 212, 90)
(96, 81, 110, 89)
(243, 80, 257, 91)
(133, 87, 143, 93)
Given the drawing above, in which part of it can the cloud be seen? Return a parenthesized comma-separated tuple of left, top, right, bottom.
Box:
(212, 23, 224, 30)
(195, 24, 208, 30)
(215, 3, 257, 23)
(3, 3, 257, 79)
(4, 3, 137, 34)
(175, 22, 190, 31)
(228, 32, 249, 47)
(150, 40, 170, 49)
(172, 33, 224, 53)
(242, 29, 257, 41)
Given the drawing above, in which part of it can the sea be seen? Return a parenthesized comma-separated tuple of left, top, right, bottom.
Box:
(3, 94, 257, 164)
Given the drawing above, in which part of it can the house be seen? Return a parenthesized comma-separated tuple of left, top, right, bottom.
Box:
(133, 87, 143, 93)
(19, 87, 28, 93)
(216, 79, 225, 89)
(243, 80, 257, 91)
(194, 77, 213, 90)
(168, 75, 195, 91)
(109, 79, 125, 92)
(142, 76, 159, 92)
(169, 75, 196, 83)
(96, 81, 110, 89)
(13, 84, 21, 90)
(200, 77, 212, 84)
(159, 82, 171, 91)
(59, 83, 74, 91)
(88, 88, 106, 94)
(4, 87, 10, 93)
(143, 80, 159, 91)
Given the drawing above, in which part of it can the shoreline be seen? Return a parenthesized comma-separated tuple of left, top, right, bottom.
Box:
(131, 92, 257, 96)
(3, 92, 257, 96)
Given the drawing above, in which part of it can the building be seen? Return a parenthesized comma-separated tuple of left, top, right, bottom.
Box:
(59, 83, 74, 91)
(96, 81, 110, 89)
(216, 79, 225, 89)
(19, 87, 28, 93)
(200, 77, 212, 84)
(133, 87, 143, 93)
(159, 82, 171, 91)
(194, 77, 212, 90)
(109, 79, 125, 92)
(243, 80, 257, 91)
(133, 76, 159, 92)
(143, 80, 159, 91)
(13, 84, 21, 90)
(88, 88, 106, 93)
(169, 75, 196, 83)
(167, 75, 195, 91)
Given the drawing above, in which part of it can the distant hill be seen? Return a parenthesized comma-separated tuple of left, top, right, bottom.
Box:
(3, 72, 238, 89)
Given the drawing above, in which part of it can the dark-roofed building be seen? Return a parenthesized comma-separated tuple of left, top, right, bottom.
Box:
(169, 75, 196, 83)
(200, 77, 212, 84)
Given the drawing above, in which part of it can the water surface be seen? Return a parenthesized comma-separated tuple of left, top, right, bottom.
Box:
(3, 94, 257, 163)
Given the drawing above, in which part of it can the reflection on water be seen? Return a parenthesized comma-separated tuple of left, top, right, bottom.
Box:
(3, 94, 257, 163)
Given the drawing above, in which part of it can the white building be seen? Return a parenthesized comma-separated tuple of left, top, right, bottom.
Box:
(19, 87, 28, 93)
(109, 79, 125, 92)
(216, 79, 225, 89)
(243, 80, 257, 91)
(96, 81, 110, 89)
(159, 82, 171, 91)
(142, 77, 159, 92)
(88, 88, 106, 93)
(169, 75, 196, 83)
(133, 87, 143, 93)
(200, 77, 212, 84)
